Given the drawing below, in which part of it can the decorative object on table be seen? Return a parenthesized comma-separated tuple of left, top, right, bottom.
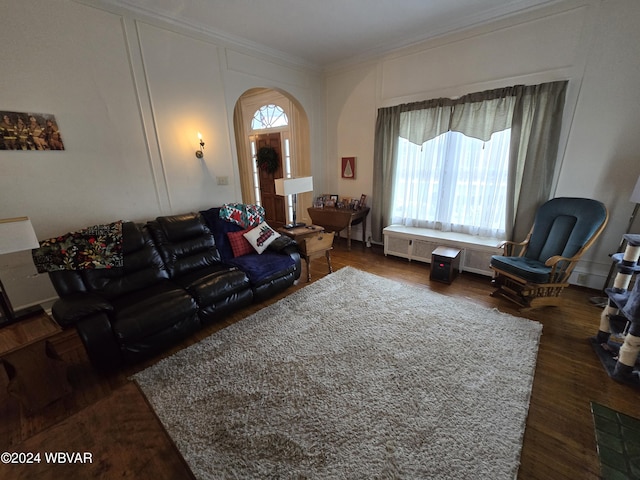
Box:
(341, 156, 355, 179)
(0, 217, 42, 323)
(359, 194, 367, 208)
(0, 110, 64, 150)
(134, 267, 542, 480)
(274, 176, 314, 229)
(255, 146, 279, 174)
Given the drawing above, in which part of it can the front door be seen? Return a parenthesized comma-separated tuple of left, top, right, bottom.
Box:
(255, 133, 286, 229)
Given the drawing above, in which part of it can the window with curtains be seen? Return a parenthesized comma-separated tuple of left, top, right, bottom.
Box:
(393, 128, 511, 239)
(391, 93, 515, 239)
(372, 81, 568, 244)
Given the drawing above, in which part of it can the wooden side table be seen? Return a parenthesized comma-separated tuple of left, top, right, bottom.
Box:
(0, 314, 71, 413)
(278, 225, 334, 282)
(307, 207, 370, 250)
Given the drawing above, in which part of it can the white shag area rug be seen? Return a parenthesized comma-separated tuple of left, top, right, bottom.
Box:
(133, 266, 542, 479)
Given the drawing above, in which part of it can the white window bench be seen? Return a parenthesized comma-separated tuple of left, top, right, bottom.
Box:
(382, 225, 503, 277)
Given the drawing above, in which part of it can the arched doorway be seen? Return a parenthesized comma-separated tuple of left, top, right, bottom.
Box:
(233, 88, 311, 229)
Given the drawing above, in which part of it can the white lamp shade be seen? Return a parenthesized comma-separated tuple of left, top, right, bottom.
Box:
(274, 176, 313, 196)
(630, 175, 640, 204)
(0, 217, 40, 254)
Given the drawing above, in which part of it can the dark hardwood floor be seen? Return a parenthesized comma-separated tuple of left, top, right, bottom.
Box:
(1, 239, 637, 479)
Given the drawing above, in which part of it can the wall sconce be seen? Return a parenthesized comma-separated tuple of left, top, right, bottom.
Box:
(195, 132, 205, 159)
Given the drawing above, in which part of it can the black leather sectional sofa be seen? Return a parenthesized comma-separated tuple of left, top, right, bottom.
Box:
(47, 209, 300, 371)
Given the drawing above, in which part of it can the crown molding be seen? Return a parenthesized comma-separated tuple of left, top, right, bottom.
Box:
(74, 0, 323, 72)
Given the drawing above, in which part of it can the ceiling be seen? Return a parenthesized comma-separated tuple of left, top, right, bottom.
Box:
(107, 0, 559, 69)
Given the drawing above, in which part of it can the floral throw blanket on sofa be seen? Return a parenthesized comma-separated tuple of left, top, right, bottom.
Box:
(32, 221, 124, 273)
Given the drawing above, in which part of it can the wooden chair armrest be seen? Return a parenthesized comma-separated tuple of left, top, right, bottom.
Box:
(498, 236, 531, 257)
(498, 239, 528, 248)
(544, 255, 573, 266)
(545, 255, 578, 283)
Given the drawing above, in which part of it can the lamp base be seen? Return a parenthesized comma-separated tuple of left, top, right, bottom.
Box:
(283, 222, 306, 230)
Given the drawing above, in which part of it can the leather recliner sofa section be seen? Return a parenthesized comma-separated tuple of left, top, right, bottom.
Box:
(48, 211, 301, 371)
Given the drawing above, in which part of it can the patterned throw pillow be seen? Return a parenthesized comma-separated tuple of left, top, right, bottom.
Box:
(243, 222, 281, 254)
(227, 228, 254, 257)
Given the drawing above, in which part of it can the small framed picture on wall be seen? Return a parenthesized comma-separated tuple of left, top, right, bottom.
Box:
(341, 157, 355, 179)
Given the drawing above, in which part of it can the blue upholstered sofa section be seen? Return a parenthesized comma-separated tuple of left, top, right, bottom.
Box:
(200, 207, 300, 288)
(490, 197, 608, 283)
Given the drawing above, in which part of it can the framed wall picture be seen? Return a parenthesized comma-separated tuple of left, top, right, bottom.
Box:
(0, 110, 64, 151)
(341, 157, 355, 179)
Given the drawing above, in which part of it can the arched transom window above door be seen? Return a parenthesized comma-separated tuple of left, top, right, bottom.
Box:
(251, 104, 288, 130)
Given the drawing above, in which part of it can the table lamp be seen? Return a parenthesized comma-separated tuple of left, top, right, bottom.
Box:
(274, 176, 314, 229)
(0, 217, 41, 323)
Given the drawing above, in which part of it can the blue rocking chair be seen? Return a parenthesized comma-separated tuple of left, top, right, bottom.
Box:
(490, 197, 608, 310)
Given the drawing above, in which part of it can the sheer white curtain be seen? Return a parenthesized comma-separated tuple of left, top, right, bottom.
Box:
(391, 129, 511, 238)
(391, 94, 514, 239)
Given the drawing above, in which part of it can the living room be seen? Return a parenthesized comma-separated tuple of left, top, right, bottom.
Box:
(1, 0, 638, 306)
(1, 0, 640, 478)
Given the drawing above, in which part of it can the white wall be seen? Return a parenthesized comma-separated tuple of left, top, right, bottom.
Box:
(555, 0, 640, 278)
(0, 0, 323, 310)
(2, 0, 638, 310)
(325, 0, 640, 288)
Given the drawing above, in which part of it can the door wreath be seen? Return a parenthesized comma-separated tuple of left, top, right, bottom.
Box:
(256, 146, 279, 174)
